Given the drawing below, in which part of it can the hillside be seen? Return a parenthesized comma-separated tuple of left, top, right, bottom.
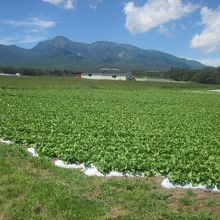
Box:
(0, 36, 205, 71)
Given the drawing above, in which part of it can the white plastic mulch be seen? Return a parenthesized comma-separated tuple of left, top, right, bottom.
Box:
(162, 178, 220, 192)
(83, 164, 104, 176)
(55, 160, 85, 170)
(0, 139, 13, 145)
(107, 171, 144, 177)
(0, 138, 219, 192)
(54, 161, 144, 177)
(27, 147, 39, 157)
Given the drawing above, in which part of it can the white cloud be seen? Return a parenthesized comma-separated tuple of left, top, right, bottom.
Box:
(124, 0, 198, 34)
(0, 35, 48, 45)
(191, 7, 220, 53)
(0, 37, 16, 45)
(42, 0, 64, 5)
(2, 17, 56, 30)
(64, 0, 74, 9)
(0, 17, 55, 46)
(20, 35, 48, 44)
(89, 0, 102, 10)
(198, 58, 220, 67)
(42, 0, 74, 10)
(185, 57, 220, 67)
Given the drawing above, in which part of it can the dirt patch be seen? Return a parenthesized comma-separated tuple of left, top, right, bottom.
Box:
(150, 176, 164, 185)
(164, 188, 220, 215)
(0, 214, 9, 220)
(85, 192, 100, 201)
(33, 204, 43, 215)
(106, 206, 127, 219)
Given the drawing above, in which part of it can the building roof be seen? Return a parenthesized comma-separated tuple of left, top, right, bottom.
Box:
(82, 68, 132, 74)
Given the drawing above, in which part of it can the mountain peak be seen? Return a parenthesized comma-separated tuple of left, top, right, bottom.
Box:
(33, 36, 74, 52)
(52, 36, 72, 43)
(49, 36, 73, 46)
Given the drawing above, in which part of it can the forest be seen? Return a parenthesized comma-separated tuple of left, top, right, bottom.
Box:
(165, 67, 220, 84)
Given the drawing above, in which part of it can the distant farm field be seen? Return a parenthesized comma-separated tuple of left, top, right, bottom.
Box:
(0, 76, 220, 186)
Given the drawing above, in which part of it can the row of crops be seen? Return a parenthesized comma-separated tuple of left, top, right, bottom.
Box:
(0, 78, 220, 187)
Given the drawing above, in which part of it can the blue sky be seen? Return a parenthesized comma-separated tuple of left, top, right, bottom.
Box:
(0, 0, 220, 66)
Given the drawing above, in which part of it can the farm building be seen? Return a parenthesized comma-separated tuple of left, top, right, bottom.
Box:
(0, 73, 21, 77)
(73, 68, 133, 81)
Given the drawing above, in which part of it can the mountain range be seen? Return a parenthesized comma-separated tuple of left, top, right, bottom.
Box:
(0, 36, 205, 71)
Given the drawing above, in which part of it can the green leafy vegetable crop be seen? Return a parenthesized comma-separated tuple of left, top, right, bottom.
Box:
(0, 77, 220, 187)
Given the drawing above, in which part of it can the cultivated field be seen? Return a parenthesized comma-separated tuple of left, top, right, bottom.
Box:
(0, 76, 220, 187)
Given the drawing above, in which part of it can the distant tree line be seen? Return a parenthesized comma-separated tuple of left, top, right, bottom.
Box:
(165, 67, 220, 84)
(133, 67, 220, 84)
(133, 70, 164, 78)
(0, 66, 74, 76)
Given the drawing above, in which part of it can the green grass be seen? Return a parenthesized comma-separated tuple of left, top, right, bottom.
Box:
(0, 75, 219, 90)
(179, 196, 193, 206)
(206, 198, 216, 207)
(1, 143, 220, 220)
